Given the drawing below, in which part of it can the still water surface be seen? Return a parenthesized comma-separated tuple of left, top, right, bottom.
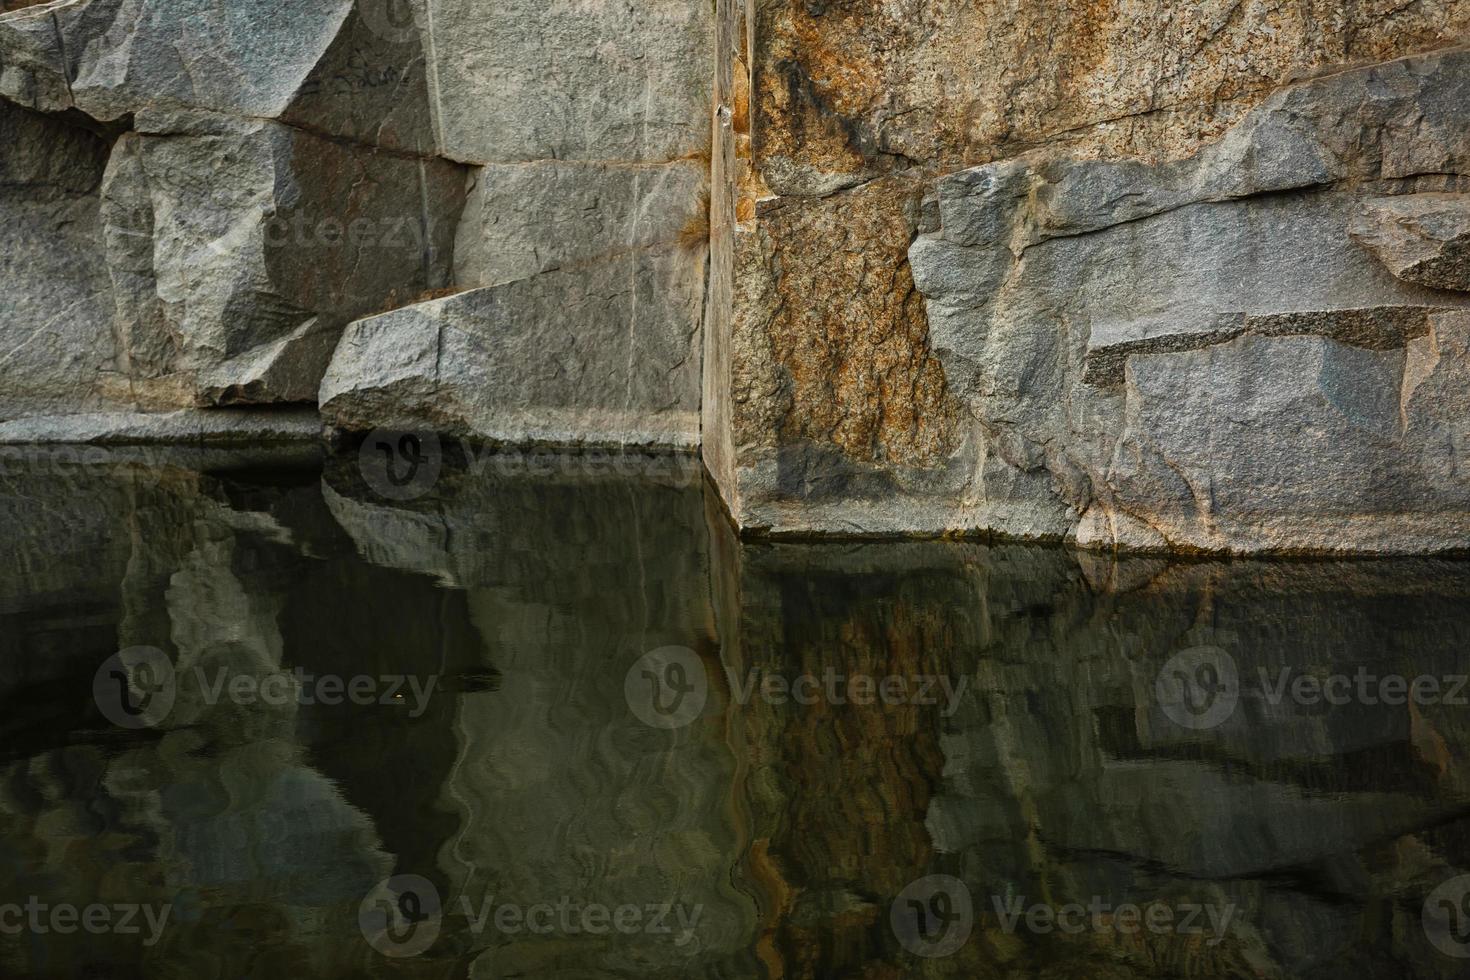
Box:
(3, 445, 1470, 978)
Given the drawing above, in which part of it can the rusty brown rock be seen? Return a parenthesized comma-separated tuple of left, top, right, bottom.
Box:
(754, 0, 1470, 192)
(734, 177, 958, 467)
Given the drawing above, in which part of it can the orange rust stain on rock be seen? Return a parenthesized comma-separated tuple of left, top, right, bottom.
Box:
(749, 176, 961, 468)
(754, 0, 1470, 181)
(755, 1, 887, 184)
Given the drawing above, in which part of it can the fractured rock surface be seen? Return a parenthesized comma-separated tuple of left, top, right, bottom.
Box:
(102, 111, 463, 407)
(0, 102, 117, 415)
(906, 46, 1470, 554)
(0, 0, 464, 414)
(320, 241, 706, 448)
(313, 0, 714, 449)
(1352, 193, 1470, 291)
(4, 0, 1470, 552)
(0, 0, 710, 446)
(704, 0, 1470, 552)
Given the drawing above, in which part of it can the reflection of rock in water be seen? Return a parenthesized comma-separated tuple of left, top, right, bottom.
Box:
(730, 540, 1470, 978)
(322, 450, 761, 977)
(4, 449, 1470, 976)
(0, 447, 761, 978)
(0, 448, 403, 976)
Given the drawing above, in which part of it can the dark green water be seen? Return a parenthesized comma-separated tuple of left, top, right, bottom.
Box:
(4, 443, 1470, 978)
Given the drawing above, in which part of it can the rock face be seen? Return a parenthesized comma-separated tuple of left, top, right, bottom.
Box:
(0, 101, 117, 416)
(319, 249, 706, 447)
(5, 0, 1470, 552)
(908, 47, 1470, 553)
(315, 0, 714, 450)
(701, 0, 1470, 545)
(0, 0, 463, 413)
(102, 111, 463, 408)
(0, 0, 711, 449)
(700, 1, 1470, 552)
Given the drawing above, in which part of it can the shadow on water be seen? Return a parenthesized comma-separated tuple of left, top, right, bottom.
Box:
(2, 444, 1470, 977)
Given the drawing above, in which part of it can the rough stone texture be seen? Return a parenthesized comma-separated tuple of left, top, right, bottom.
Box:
(7, 0, 1470, 552)
(315, 0, 715, 450)
(102, 111, 462, 408)
(0, 0, 710, 447)
(1351, 193, 1470, 290)
(0, 408, 321, 444)
(905, 46, 1470, 553)
(426, 0, 712, 165)
(453, 160, 709, 288)
(0, 0, 353, 120)
(0, 0, 465, 417)
(320, 240, 706, 448)
(705, 0, 1470, 550)
(0, 101, 118, 415)
(752, 0, 1470, 190)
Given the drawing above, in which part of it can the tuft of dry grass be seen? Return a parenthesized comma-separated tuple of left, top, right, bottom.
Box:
(678, 191, 712, 250)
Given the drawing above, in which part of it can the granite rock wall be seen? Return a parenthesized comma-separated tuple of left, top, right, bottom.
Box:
(709, 0, 1470, 552)
(3, 0, 1470, 552)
